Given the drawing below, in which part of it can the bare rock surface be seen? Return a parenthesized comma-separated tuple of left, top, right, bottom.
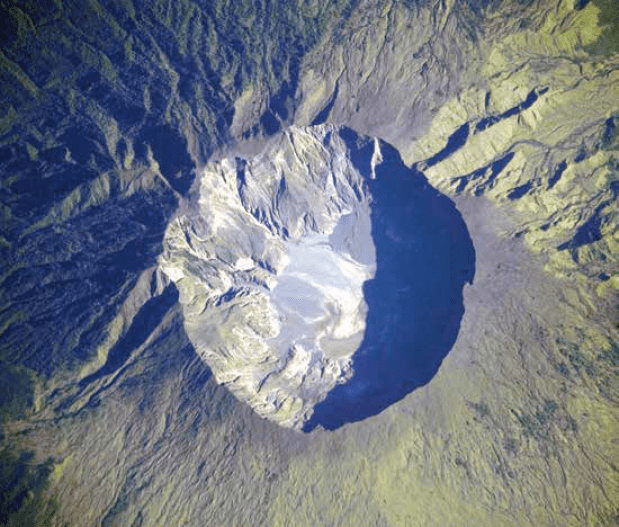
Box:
(160, 124, 475, 429)
(1, 0, 618, 525)
(161, 126, 376, 428)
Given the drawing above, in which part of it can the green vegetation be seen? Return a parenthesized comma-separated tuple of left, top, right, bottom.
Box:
(512, 399, 578, 445)
(556, 337, 619, 402)
(468, 401, 490, 419)
(513, 400, 558, 441)
(588, 0, 619, 56)
(556, 337, 595, 377)
(0, 449, 57, 527)
(0, 364, 35, 422)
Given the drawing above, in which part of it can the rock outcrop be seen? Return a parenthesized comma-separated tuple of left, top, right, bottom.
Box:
(161, 126, 376, 428)
(1, 0, 618, 524)
(160, 124, 476, 430)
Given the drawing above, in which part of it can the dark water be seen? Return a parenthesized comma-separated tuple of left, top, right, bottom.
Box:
(304, 129, 476, 431)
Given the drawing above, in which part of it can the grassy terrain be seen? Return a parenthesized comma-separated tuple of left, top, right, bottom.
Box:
(0, 0, 617, 524)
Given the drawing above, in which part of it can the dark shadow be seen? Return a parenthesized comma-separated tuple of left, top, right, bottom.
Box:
(0, 99, 187, 379)
(574, 150, 587, 162)
(136, 124, 194, 195)
(304, 129, 476, 431)
(311, 82, 339, 126)
(0, 449, 56, 526)
(548, 160, 567, 189)
(474, 151, 515, 196)
(558, 202, 606, 252)
(476, 87, 549, 133)
(425, 122, 469, 167)
(601, 116, 617, 149)
(0, 187, 179, 379)
(257, 37, 306, 137)
(78, 284, 179, 389)
(451, 150, 515, 196)
(508, 181, 533, 200)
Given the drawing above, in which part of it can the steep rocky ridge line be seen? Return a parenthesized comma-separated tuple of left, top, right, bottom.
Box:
(160, 125, 475, 430)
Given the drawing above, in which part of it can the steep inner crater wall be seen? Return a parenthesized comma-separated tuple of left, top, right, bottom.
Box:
(160, 125, 475, 430)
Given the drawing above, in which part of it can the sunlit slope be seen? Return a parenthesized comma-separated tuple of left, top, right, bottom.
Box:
(401, 0, 619, 288)
(267, 196, 619, 527)
(274, 0, 619, 289)
(0, 0, 617, 525)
